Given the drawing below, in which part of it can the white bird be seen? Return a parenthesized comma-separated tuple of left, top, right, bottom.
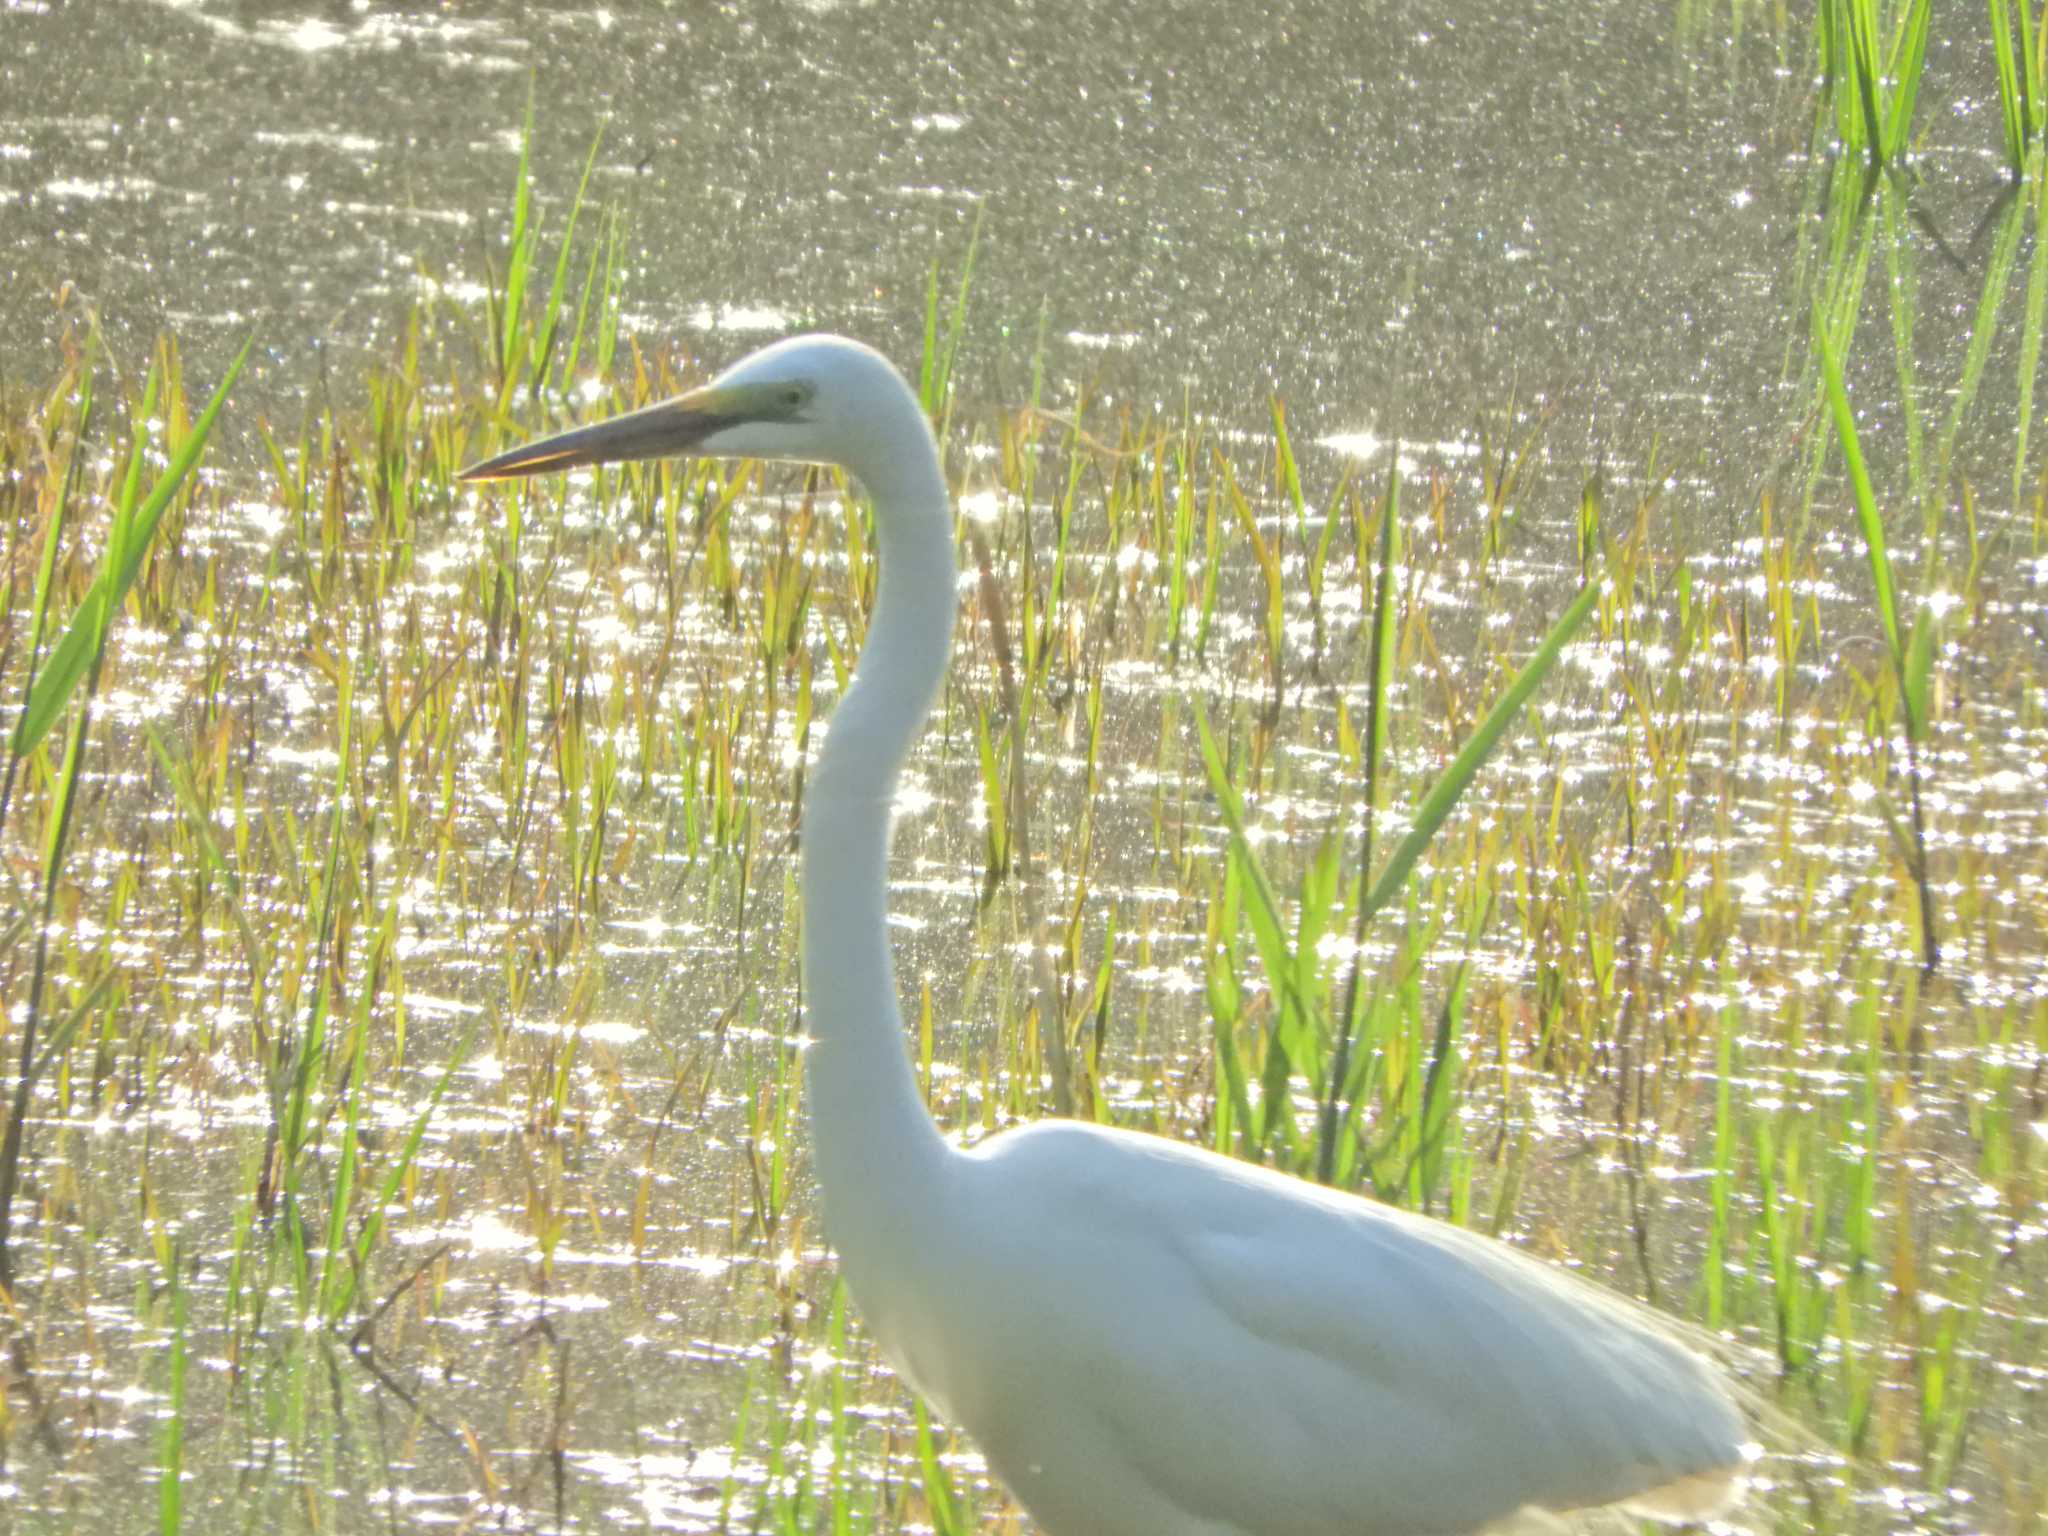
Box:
(462, 335, 1752, 1536)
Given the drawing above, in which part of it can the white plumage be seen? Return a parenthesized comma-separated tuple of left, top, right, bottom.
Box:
(462, 334, 1751, 1536)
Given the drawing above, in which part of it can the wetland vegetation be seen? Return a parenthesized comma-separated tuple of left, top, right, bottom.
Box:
(0, 7, 2046, 1533)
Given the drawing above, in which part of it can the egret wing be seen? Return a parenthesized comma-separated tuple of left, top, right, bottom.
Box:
(1171, 1166, 1745, 1522)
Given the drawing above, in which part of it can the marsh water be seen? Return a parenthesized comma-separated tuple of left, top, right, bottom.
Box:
(2, 1, 2046, 1532)
(0, 2, 2027, 467)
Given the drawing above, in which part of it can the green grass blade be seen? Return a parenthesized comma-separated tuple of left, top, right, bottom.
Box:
(14, 336, 253, 758)
(318, 1013, 371, 1317)
(1903, 604, 1936, 740)
(28, 970, 116, 1083)
(1272, 398, 1307, 537)
(529, 118, 607, 392)
(158, 1270, 187, 1535)
(19, 343, 95, 686)
(973, 703, 1009, 890)
(326, 1029, 472, 1321)
(2025, 0, 2045, 139)
(1993, 0, 2027, 170)
(2015, 169, 2048, 514)
(1883, 0, 1932, 166)
(1879, 184, 1925, 514)
(1360, 575, 1601, 924)
(919, 256, 940, 413)
(1363, 467, 1400, 863)
(921, 204, 983, 437)
(914, 1400, 964, 1536)
(1845, 0, 1887, 161)
(1816, 321, 1903, 666)
(501, 82, 536, 383)
(1191, 705, 1292, 976)
(1206, 865, 1256, 1157)
(595, 209, 626, 380)
(563, 206, 607, 387)
(1935, 194, 2023, 521)
(1318, 465, 1402, 1182)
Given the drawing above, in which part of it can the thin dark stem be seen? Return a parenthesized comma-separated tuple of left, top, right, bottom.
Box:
(1906, 734, 1940, 976)
(1317, 489, 1394, 1186)
(0, 689, 95, 1296)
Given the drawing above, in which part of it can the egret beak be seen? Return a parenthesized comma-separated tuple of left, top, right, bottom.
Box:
(459, 385, 734, 480)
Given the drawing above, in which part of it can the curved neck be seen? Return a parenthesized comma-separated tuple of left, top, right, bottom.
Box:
(802, 421, 955, 1239)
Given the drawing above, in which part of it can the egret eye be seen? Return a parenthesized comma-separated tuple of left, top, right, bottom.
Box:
(781, 384, 809, 411)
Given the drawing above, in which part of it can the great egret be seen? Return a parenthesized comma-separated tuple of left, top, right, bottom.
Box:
(462, 335, 1753, 1535)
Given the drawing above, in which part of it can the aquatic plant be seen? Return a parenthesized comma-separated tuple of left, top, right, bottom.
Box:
(1818, 0, 1931, 174)
(0, 99, 2040, 1536)
(0, 327, 248, 1294)
(1990, 0, 2048, 179)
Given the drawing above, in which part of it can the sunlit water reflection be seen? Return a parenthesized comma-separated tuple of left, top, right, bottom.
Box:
(1, 2, 2045, 1532)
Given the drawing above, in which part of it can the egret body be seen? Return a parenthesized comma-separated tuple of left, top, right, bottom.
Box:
(461, 334, 1751, 1536)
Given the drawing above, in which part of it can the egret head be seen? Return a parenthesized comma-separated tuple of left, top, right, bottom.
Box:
(459, 334, 923, 484)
